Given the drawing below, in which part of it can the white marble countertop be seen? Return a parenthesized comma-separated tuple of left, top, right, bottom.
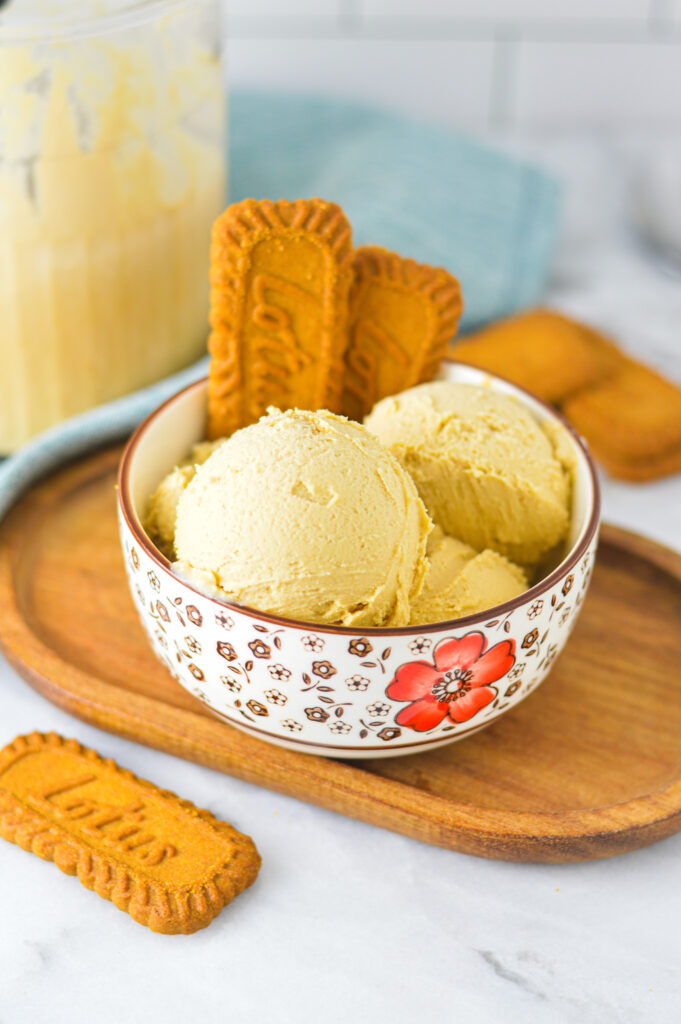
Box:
(1, 133, 680, 1024)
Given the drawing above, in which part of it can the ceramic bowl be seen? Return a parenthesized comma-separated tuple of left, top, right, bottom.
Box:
(117, 362, 600, 759)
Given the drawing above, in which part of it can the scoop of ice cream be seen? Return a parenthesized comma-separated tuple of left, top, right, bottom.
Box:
(173, 408, 432, 627)
(145, 440, 224, 559)
(410, 526, 527, 625)
(365, 381, 571, 566)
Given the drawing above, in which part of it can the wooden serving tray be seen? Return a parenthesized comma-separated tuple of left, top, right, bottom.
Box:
(1, 445, 681, 863)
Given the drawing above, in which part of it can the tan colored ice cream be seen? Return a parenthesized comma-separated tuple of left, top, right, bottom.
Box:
(365, 381, 571, 566)
(145, 441, 224, 559)
(171, 409, 431, 627)
(410, 527, 527, 625)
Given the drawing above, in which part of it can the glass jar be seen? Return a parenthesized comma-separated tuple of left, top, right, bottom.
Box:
(0, 0, 226, 450)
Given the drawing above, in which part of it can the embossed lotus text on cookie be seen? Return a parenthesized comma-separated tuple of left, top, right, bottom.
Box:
(208, 198, 354, 438)
(0, 733, 260, 934)
(342, 247, 463, 421)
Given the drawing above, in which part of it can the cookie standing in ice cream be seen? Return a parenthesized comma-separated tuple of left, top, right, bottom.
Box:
(142, 197, 574, 627)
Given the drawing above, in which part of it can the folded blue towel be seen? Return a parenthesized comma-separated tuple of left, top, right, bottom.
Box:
(230, 92, 560, 332)
(0, 90, 559, 520)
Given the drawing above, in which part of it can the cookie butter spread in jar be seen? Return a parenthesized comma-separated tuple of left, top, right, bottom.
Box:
(0, 0, 225, 450)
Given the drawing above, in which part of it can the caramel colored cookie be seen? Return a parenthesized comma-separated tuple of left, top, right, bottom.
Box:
(451, 309, 622, 404)
(0, 732, 260, 934)
(585, 444, 681, 483)
(564, 359, 681, 481)
(342, 247, 462, 421)
(208, 198, 354, 439)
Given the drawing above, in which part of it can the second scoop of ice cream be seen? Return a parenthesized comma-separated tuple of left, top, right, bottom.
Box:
(365, 381, 571, 567)
(173, 408, 431, 627)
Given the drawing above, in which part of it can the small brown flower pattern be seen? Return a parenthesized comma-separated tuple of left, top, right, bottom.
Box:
(186, 605, 203, 627)
(366, 701, 390, 717)
(346, 675, 370, 692)
(156, 601, 170, 622)
(281, 719, 303, 732)
(349, 638, 373, 657)
(248, 639, 271, 659)
(217, 641, 238, 662)
(268, 663, 291, 682)
(301, 634, 324, 652)
(328, 720, 351, 735)
(522, 628, 539, 649)
(124, 523, 597, 752)
(305, 706, 330, 723)
(246, 700, 268, 717)
(312, 660, 336, 680)
(377, 727, 401, 742)
(542, 643, 559, 672)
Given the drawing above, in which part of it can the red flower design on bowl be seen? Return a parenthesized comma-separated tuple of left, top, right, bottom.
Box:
(387, 631, 515, 732)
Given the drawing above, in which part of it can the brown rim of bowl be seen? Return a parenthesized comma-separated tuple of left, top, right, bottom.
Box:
(117, 362, 601, 637)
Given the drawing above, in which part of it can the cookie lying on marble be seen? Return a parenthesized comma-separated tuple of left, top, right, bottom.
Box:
(564, 358, 681, 482)
(0, 732, 260, 934)
(451, 308, 621, 404)
(451, 308, 681, 482)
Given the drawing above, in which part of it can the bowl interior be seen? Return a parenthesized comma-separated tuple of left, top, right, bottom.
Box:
(127, 379, 208, 533)
(123, 363, 597, 592)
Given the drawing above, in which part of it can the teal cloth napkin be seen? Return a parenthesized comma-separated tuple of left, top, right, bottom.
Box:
(0, 90, 559, 521)
(230, 92, 559, 332)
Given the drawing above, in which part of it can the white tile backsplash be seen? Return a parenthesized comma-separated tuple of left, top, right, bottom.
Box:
(360, 0, 651, 21)
(226, 0, 341, 18)
(228, 37, 496, 128)
(513, 40, 681, 127)
(223, 0, 681, 129)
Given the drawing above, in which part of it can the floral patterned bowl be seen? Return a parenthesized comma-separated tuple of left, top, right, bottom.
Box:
(117, 362, 600, 759)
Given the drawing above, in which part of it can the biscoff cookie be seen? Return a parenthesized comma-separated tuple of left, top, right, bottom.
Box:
(564, 359, 681, 481)
(585, 444, 681, 483)
(0, 732, 260, 934)
(451, 309, 622, 404)
(342, 246, 462, 421)
(208, 198, 354, 439)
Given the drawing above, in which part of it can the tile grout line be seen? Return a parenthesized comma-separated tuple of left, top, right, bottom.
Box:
(225, 15, 681, 43)
(337, 0, 362, 36)
(647, 0, 677, 32)
(489, 29, 518, 132)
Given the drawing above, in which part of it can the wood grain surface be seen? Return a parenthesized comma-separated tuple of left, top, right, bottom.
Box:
(1, 445, 680, 863)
